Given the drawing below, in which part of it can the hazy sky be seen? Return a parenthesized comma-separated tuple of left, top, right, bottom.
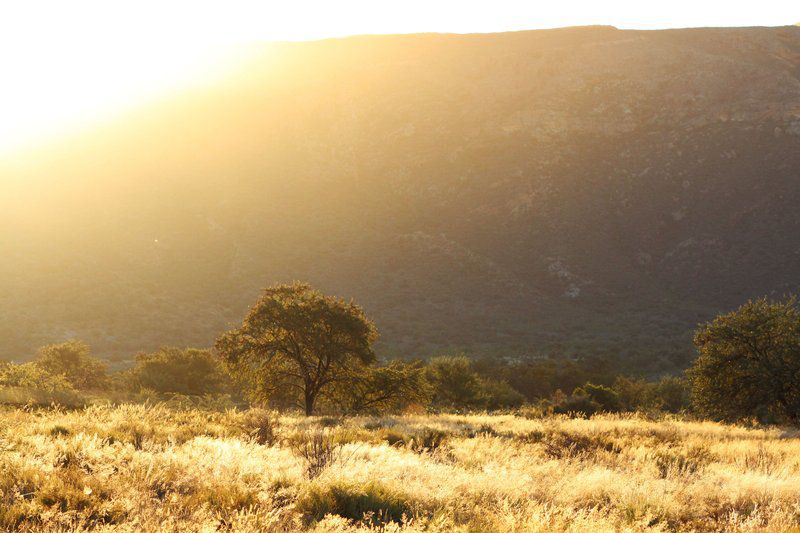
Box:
(0, 1, 796, 154)
(2, 1, 796, 44)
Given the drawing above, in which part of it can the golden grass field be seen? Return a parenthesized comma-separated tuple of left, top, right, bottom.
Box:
(1, 405, 799, 531)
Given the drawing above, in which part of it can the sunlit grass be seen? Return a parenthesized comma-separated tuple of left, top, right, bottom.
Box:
(1, 405, 798, 530)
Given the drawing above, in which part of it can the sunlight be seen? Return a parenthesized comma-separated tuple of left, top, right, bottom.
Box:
(0, 39, 243, 154)
(0, 0, 794, 154)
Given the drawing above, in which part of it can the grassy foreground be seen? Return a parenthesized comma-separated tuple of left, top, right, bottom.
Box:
(1, 406, 799, 531)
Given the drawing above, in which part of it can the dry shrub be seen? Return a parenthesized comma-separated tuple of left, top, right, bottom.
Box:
(379, 428, 407, 447)
(408, 428, 449, 454)
(538, 430, 621, 459)
(108, 420, 154, 450)
(241, 408, 279, 446)
(289, 429, 342, 479)
(376, 427, 449, 452)
(654, 445, 715, 478)
(465, 423, 498, 438)
(736, 445, 786, 475)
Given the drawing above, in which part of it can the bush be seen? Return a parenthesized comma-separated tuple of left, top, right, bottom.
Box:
(328, 360, 431, 415)
(653, 446, 714, 478)
(573, 383, 622, 412)
(408, 428, 449, 453)
(0, 362, 73, 392)
(129, 347, 230, 396)
(552, 394, 602, 417)
(240, 409, 279, 445)
(35, 341, 108, 390)
(426, 355, 526, 411)
(289, 430, 342, 478)
(0, 362, 86, 407)
(648, 377, 690, 413)
(481, 378, 526, 410)
(612, 376, 690, 413)
(426, 355, 485, 409)
(538, 430, 621, 459)
(297, 480, 415, 525)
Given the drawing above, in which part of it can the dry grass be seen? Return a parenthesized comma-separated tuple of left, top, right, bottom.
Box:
(0, 405, 799, 531)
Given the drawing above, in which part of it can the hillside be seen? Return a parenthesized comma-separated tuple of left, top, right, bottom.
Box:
(2, 25, 800, 372)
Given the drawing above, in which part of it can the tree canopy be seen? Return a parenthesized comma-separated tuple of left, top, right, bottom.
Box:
(36, 340, 108, 389)
(689, 297, 800, 424)
(215, 283, 378, 415)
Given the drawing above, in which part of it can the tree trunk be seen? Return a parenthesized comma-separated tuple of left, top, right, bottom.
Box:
(304, 390, 315, 416)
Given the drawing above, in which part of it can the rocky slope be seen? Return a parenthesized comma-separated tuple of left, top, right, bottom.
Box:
(2, 25, 800, 373)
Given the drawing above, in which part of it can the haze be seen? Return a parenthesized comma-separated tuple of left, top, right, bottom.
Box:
(0, 0, 796, 153)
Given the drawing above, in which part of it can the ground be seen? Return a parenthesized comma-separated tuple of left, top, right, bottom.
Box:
(1, 405, 799, 531)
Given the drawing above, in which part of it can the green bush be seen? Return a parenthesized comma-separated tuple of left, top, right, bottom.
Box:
(426, 355, 525, 411)
(0, 362, 86, 407)
(36, 341, 108, 390)
(552, 393, 601, 417)
(481, 378, 526, 410)
(573, 383, 622, 412)
(297, 480, 415, 525)
(426, 355, 485, 409)
(129, 347, 230, 396)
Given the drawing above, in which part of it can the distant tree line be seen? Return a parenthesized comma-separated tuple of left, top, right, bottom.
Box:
(1, 283, 799, 425)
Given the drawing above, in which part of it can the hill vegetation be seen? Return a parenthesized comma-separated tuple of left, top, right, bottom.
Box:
(2, 26, 800, 375)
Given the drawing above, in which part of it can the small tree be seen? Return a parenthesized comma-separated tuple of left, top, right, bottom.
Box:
(426, 355, 486, 409)
(648, 377, 690, 413)
(216, 282, 378, 415)
(573, 383, 622, 412)
(689, 297, 800, 424)
(130, 347, 230, 396)
(36, 340, 108, 389)
(426, 355, 524, 411)
(480, 378, 526, 410)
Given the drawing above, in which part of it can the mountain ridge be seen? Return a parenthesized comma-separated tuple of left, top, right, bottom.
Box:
(2, 25, 800, 374)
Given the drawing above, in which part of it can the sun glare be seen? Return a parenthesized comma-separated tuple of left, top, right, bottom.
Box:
(0, 0, 794, 155)
(0, 39, 243, 154)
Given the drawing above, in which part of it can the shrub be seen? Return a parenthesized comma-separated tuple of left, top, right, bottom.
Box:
(426, 355, 525, 411)
(653, 446, 714, 478)
(0, 362, 86, 407)
(481, 378, 526, 410)
(573, 383, 622, 412)
(0, 362, 74, 392)
(408, 428, 449, 453)
(552, 394, 601, 417)
(297, 480, 414, 525)
(379, 428, 408, 447)
(648, 377, 690, 413)
(289, 430, 342, 478)
(328, 360, 432, 415)
(539, 430, 621, 459)
(35, 341, 108, 389)
(426, 355, 485, 409)
(241, 408, 279, 445)
(129, 347, 230, 396)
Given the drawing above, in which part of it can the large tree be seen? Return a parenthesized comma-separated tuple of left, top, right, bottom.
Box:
(689, 297, 800, 424)
(215, 282, 378, 415)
